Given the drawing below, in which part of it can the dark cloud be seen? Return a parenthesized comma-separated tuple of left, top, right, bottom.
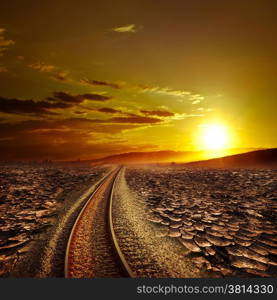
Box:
(98, 107, 122, 114)
(0, 118, 144, 160)
(81, 78, 120, 89)
(0, 91, 112, 117)
(61, 116, 162, 125)
(110, 116, 161, 124)
(0, 128, 91, 160)
(0, 118, 143, 138)
(51, 91, 111, 103)
(0, 93, 162, 123)
(50, 71, 68, 82)
(140, 110, 175, 117)
(49, 92, 79, 103)
(74, 110, 86, 115)
(0, 115, 161, 145)
(0, 97, 71, 115)
(0, 135, 153, 160)
(81, 93, 111, 101)
(97, 107, 139, 117)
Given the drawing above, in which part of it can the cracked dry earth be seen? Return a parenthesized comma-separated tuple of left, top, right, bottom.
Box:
(113, 169, 210, 278)
(123, 166, 277, 278)
(0, 164, 106, 277)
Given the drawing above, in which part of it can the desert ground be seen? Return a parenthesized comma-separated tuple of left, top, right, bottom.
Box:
(0, 163, 276, 277)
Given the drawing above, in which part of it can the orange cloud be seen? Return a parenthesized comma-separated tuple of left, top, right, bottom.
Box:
(27, 61, 56, 72)
(0, 28, 15, 56)
(112, 24, 138, 33)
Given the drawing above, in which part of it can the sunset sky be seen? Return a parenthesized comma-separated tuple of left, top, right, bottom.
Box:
(0, 0, 276, 160)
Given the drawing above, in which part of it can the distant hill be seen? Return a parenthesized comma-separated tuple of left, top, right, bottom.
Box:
(184, 148, 277, 168)
(90, 150, 194, 164)
(87, 148, 258, 165)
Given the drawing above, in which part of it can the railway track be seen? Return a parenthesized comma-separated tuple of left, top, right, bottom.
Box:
(64, 167, 135, 278)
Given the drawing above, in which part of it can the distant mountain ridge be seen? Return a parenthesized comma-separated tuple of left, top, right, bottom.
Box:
(183, 148, 277, 168)
(91, 150, 193, 164)
(88, 148, 264, 165)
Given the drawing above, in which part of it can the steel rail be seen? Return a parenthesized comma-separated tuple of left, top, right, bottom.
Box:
(108, 167, 135, 278)
(64, 169, 115, 277)
(64, 166, 135, 278)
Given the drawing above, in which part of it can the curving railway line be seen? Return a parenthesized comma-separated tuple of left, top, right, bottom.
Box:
(64, 167, 135, 278)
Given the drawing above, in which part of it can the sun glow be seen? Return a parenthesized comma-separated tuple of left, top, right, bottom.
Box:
(199, 124, 229, 151)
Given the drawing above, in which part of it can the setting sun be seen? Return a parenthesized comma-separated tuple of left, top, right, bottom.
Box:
(199, 124, 229, 151)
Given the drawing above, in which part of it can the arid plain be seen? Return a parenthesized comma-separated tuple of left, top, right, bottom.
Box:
(1, 150, 276, 278)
